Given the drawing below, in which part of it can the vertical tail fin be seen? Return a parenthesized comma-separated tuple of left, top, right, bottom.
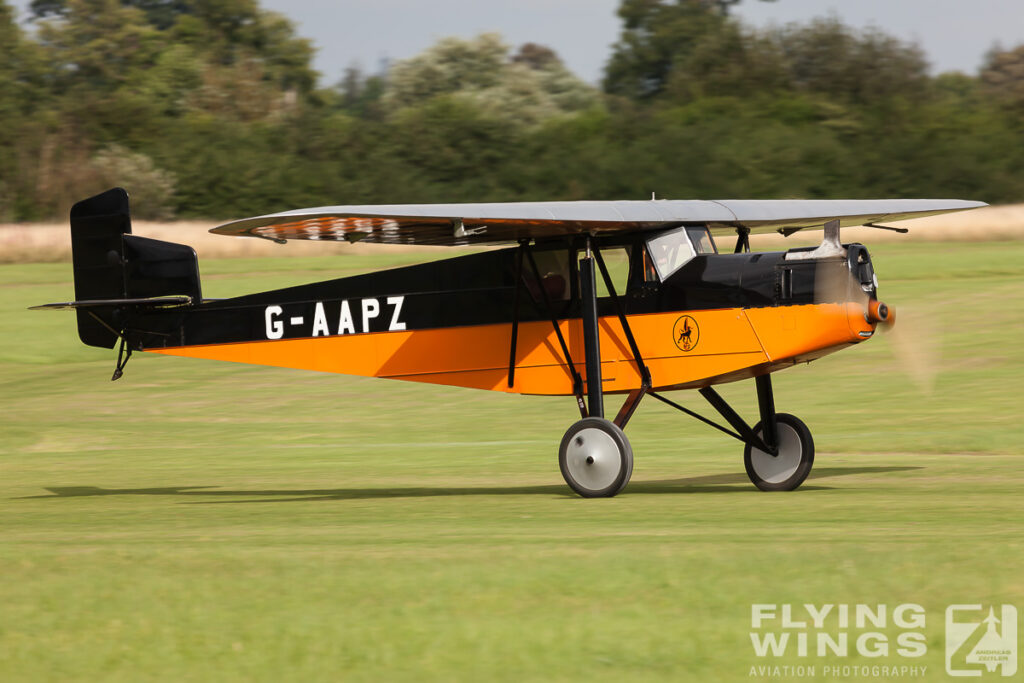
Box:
(70, 188, 133, 348)
(68, 188, 201, 348)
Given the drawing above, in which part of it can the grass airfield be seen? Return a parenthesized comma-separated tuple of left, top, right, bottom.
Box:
(1, 241, 1023, 681)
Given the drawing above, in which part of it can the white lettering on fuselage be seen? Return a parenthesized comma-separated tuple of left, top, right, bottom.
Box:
(361, 298, 380, 333)
(263, 296, 406, 340)
(265, 305, 284, 339)
(338, 300, 355, 335)
(387, 296, 406, 331)
(312, 302, 329, 337)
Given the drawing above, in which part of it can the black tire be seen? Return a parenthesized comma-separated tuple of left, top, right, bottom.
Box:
(558, 417, 633, 498)
(743, 413, 814, 491)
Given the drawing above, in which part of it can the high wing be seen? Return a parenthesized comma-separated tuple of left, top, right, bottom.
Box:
(210, 198, 987, 247)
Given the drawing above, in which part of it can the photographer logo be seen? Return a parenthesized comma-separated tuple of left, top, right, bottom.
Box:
(946, 604, 1017, 677)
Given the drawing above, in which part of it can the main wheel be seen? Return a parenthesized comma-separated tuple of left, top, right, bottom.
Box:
(743, 413, 814, 491)
(559, 417, 633, 498)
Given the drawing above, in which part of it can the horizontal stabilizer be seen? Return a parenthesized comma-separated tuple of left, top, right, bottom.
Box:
(29, 295, 193, 311)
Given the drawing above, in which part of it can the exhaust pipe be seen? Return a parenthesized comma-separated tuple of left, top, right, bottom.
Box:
(866, 299, 894, 325)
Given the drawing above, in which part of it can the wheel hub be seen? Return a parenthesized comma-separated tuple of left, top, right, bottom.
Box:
(749, 423, 802, 484)
(564, 427, 622, 491)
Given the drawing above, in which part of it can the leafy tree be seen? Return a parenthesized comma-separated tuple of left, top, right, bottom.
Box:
(511, 43, 560, 70)
(706, 0, 775, 15)
(383, 34, 597, 127)
(603, 0, 775, 99)
(0, 2, 47, 123)
(335, 63, 387, 120)
(36, 0, 163, 97)
(769, 17, 929, 105)
(0, 1, 35, 218)
(33, 0, 317, 96)
(981, 44, 1024, 112)
(30, 0, 190, 28)
(91, 143, 177, 219)
(384, 34, 509, 108)
(186, 2, 317, 94)
(389, 95, 523, 199)
(662, 18, 788, 101)
(4, 0, 1024, 222)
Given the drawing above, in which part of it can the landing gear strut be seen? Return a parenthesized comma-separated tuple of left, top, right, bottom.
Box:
(557, 240, 639, 498)
(649, 374, 815, 492)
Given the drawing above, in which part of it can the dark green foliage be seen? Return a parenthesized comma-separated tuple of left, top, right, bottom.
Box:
(981, 44, 1024, 115)
(1, 0, 1022, 222)
(772, 17, 930, 105)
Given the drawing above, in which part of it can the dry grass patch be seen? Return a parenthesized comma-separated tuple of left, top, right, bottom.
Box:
(0, 220, 453, 263)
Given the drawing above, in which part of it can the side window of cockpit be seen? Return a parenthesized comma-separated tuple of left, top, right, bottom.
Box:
(524, 249, 570, 302)
(646, 227, 696, 281)
(590, 247, 632, 298)
(686, 226, 717, 254)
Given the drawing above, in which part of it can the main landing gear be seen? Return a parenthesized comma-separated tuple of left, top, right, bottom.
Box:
(556, 377, 815, 498)
(522, 237, 815, 498)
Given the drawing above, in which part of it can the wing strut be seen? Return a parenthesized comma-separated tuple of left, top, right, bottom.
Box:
(593, 245, 653, 429)
(734, 226, 751, 253)
(524, 244, 587, 417)
(593, 247, 651, 389)
(507, 241, 525, 389)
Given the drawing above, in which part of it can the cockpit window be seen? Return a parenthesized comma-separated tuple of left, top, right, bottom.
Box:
(523, 249, 570, 301)
(686, 226, 717, 255)
(646, 227, 697, 281)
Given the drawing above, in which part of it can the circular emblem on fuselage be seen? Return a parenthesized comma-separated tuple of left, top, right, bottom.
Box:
(673, 315, 699, 352)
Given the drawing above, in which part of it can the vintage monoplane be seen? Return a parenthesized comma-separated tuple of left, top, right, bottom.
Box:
(35, 188, 984, 496)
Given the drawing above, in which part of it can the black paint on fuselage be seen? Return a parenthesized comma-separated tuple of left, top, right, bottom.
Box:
(120, 235, 869, 351)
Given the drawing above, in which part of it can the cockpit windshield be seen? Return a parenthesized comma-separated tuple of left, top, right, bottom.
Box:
(646, 226, 716, 281)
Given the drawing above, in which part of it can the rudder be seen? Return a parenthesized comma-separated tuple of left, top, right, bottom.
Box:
(68, 188, 201, 348)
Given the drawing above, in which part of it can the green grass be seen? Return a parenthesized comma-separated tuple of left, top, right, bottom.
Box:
(1, 242, 1023, 681)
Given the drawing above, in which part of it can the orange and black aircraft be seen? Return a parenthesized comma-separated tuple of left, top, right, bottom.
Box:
(35, 188, 985, 497)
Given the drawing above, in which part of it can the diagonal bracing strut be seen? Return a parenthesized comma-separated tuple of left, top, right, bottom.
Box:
(522, 242, 588, 418)
(592, 244, 652, 429)
(507, 241, 525, 389)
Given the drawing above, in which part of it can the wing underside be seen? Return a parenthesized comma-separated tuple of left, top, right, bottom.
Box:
(209, 198, 987, 247)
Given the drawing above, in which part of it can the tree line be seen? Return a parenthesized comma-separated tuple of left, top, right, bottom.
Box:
(1, 0, 1022, 221)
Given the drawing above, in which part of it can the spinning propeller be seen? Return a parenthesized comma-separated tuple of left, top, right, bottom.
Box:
(814, 251, 937, 394)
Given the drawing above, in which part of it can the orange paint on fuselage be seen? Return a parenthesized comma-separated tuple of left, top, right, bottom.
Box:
(147, 302, 875, 395)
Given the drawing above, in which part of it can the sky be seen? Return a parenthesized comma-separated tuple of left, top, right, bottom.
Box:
(10, 0, 1024, 86)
